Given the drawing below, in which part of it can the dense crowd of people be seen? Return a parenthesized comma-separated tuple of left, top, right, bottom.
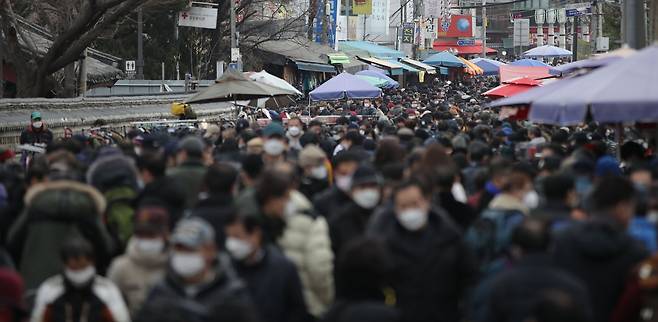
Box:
(1, 77, 658, 322)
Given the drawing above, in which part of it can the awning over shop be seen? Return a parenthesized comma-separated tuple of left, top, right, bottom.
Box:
(328, 53, 351, 64)
(386, 60, 419, 73)
(433, 40, 497, 56)
(398, 58, 437, 74)
(339, 41, 405, 60)
(357, 56, 404, 76)
(294, 61, 337, 73)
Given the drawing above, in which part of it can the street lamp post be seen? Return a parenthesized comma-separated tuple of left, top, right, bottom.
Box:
(481, 0, 487, 57)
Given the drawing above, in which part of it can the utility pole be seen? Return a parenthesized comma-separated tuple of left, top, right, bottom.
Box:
(136, 8, 144, 80)
(363, 15, 367, 40)
(481, 0, 487, 57)
(651, 0, 658, 41)
(572, 15, 579, 61)
(79, 49, 88, 97)
(622, 0, 647, 48)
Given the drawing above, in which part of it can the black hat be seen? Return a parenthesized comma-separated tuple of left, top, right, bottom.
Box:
(351, 165, 381, 188)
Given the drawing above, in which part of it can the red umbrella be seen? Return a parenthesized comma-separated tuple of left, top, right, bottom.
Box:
(484, 83, 537, 99)
(503, 77, 542, 86)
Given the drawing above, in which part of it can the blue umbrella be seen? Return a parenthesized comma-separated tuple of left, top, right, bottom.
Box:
(511, 59, 559, 75)
(356, 70, 400, 89)
(523, 45, 572, 58)
(423, 51, 465, 68)
(471, 58, 506, 76)
(529, 45, 658, 125)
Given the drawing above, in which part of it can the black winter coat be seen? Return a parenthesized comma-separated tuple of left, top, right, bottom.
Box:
(313, 187, 352, 220)
(329, 202, 373, 257)
(474, 254, 591, 322)
(367, 209, 478, 322)
(552, 219, 648, 322)
(322, 300, 401, 322)
(234, 246, 310, 322)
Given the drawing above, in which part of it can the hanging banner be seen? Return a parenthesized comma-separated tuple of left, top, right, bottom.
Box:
(422, 17, 438, 39)
(352, 0, 372, 15)
(178, 7, 218, 29)
(314, 0, 340, 48)
(367, 0, 389, 36)
(402, 22, 414, 43)
(437, 15, 473, 38)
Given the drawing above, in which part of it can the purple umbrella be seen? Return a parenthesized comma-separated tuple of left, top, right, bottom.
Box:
(529, 45, 658, 125)
(355, 70, 400, 88)
(309, 72, 382, 101)
(554, 56, 621, 75)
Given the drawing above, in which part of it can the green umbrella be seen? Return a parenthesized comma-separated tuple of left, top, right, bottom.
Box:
(356, 75, 388, 88)
(186, 69, 298, 104)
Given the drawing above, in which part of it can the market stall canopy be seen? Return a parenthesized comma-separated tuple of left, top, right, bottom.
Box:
(309, 72, 382, 101)
(339, 41, 405, 60)
(398, 58, 437, 74)
(186, 70, 299, 104)
(432, 40, 497, 56)
(499, 65, 554, 83)
(357, 56, 404, 76)
(523, 45, 572, 57)
(529, 45, 658, 125)
(355, 70, 400, 88)
(484, 77, 541, 99)
(246, 70, 302, 96)
(458, 57, 484, 75)
(327, 53, 351, 64)
(253, 37, 346, 73)
(488, 77, 577, 108)
(555, 47, 636, 75)
(471, 58, 506, 76)
(423, 51, 465, 68)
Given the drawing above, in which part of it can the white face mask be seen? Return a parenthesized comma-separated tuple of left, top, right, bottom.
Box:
(310, 166, 328, 180)
(523, 190, 539, 209)
(352, 189, 380, 209)
(263, 139, 286, 156)
(288, 126, 302, 137)
(397, 208, 428, 231)
(171, 252, 205, 278)
(32, 121, 43, 128)
(225, 237, 254, 261)
(64, 266, 96, 287)
(134, 237, 165, 255)
(335, 175, 352, 192)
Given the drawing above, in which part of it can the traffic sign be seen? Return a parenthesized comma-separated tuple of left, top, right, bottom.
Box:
(457, 39, 475, 46)
(125, 60, 136, 72)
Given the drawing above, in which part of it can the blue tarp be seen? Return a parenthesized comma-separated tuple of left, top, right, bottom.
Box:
(309, 72, 382, 101)
(339, 41, 405, 60)
(422, 51, 464, 68)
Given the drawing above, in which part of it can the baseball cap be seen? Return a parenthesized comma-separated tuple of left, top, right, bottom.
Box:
(31, 111, 41, 120)
(171, 218, 215, 249)
(263, 122, 285, 138)
(351, 165, 381, 187)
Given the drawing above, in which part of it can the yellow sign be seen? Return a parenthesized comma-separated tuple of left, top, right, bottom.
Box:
(352, 0, 372, 15)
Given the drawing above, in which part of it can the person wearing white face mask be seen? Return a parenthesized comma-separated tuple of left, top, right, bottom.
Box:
(329, 165, 382, 256)
(313, 151, 360, 220)
(20, 111, 53, 147)
(298, 145, 330, 200)
(261, 122, 289, 165)
(367, 179, 477, 322)
(286, 117, 305, 154)
(31, 238, 131, 322)
(108, 207, 170, 316)
(137, 218, 254, 321)
(225, 214, 309, 322)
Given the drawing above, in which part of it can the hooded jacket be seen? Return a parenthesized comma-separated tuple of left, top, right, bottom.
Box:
(107, 238, 168, 316)
(7, 181, 114, 290)
(553, 219, 648, 322)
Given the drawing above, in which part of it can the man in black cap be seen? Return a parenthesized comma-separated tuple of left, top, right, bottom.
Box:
(329, 165, 382, 257)
(166, 136, 208, 209)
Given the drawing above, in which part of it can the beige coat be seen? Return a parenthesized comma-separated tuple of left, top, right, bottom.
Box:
(278, 190, 335, 317)
(107, 237, 168, 317)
